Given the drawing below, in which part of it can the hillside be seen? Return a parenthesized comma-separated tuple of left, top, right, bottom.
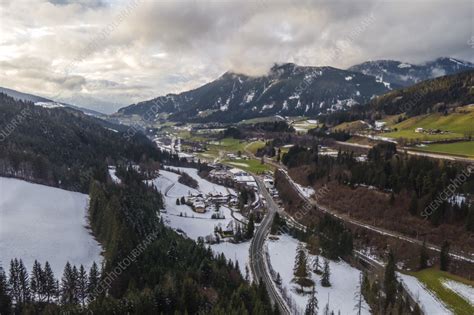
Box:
(369, 70, 474, 117)
(349, 57, 473, 88)
(118, 63, 391, 123)
(0, 86, 105, 117)
(0, 93, 163, 192)
(383, 105, 474, 141)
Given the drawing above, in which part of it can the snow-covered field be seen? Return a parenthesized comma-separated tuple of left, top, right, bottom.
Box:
(442, 279, 474, 307)
(266, 234, 370, 315)
(0, 177, 102, 276)
(151, 168, 249, 276)
(397, 273, 452, 314)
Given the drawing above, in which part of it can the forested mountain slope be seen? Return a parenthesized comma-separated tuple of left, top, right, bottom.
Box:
(118, 63, 390, 123)
(0, 93, 162, 192)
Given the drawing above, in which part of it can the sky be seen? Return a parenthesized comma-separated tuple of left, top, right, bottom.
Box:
(0, 0, 473, 113)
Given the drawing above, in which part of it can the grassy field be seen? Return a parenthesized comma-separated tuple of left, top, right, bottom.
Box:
(406, 268, 474, 315)
(198, 138, 265, 161)
(223, 158, 273, 174)
(413, 141, 474, 158)
(245, 140, 266, 154)
(383, 109, 474, 141)
(332, 120, 370, 133)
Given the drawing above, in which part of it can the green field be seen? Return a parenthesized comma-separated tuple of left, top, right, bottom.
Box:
(198, 138, 265, 161)
(406, 268, 474, 315)
(413, 141, 474, 158)
(245, 140, 266, 154)
(383, 110, 474, 141)
(223, 158, 273, 174)
(332, 120, 370, 133)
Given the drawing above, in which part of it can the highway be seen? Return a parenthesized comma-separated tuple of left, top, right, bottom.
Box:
(249, 177, 290, 315)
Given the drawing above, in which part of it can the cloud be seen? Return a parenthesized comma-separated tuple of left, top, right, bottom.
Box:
(1, 0, 472, 112)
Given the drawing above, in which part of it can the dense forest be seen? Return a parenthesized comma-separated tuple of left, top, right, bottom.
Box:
(0, 93, 167, 192)
(0, 166, 276, 314)
(282, 142, 474, 229)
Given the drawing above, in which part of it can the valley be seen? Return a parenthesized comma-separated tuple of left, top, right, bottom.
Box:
(1, 2, 473, 313)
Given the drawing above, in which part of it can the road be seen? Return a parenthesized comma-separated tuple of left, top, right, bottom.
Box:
(249, 177, 290, 315)
(278, 170, 474, 264)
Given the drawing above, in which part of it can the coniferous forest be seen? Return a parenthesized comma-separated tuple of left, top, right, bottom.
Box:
(0, 94, 276, 314)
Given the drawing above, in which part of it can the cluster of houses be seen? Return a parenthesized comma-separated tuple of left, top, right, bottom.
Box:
(415, 127, 450, 135)
(186, 192, 237, 214)
(208, 166, 259, 190)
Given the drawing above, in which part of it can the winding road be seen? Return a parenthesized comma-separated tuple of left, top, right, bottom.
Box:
(249, 177, 291, 315)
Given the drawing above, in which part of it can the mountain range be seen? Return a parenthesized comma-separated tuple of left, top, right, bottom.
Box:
(118, 57, 473, 123)
(348, 57, 473, 88)
(118, 63, 391, 123)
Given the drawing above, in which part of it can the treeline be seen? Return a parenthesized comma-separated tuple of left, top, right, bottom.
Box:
(0, 93, 168, 193)
(282, 142, 474, 229)
(0, 259, 101, 314)
(221, 121, 295, 140)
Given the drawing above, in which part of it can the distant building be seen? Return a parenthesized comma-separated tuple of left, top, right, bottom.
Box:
(415, 127, 424, 133)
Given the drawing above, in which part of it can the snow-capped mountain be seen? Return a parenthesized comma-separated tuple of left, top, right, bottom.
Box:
(118, 63, 390, 123)
(348, 57, 473, 88)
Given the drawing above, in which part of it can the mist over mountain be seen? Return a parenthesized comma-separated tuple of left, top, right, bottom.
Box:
(348, 57, 473, 88)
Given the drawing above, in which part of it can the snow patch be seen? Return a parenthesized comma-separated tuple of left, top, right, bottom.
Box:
(442, 279, 474, 305)
(398, 273, 452, 314)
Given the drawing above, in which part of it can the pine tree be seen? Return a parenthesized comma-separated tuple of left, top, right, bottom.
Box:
(321, 258, 331, 287)
(440, 241, 450, 271)
(30, 260, 43, 302)
(87, 262, 100, 301)
(246, 214, 255, 239)
(176, 198, 180, 205)
(61, 262, 78, 305)
(419, 240, 429, 270)
(384, 250, 397, 308)
(354, 273, 364, 315)
(18, 259, 30, 303)
(312, 256, 321, 274)
(8, 259, 20, 304)
(305, 286, 318, 315)
(43, 261, 56, 303)
(77, 265, 88, 306)
(293, 244, 309, 287)
(0, 264, 11, 314)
